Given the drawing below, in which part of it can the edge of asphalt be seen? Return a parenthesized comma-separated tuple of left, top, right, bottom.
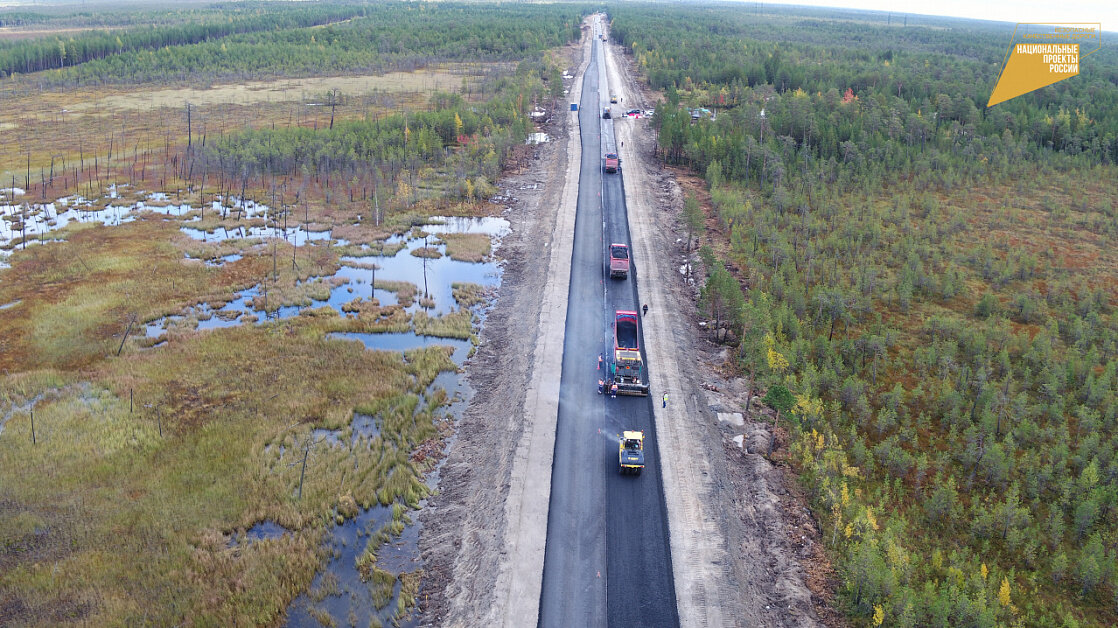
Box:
(493, 21, 593, 628)
(602, 37, 732, 628)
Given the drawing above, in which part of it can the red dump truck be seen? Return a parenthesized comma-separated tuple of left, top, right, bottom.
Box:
(604, 152, 619, 173)
(609, 310, 649, 396)
(609, 243, 629, 279)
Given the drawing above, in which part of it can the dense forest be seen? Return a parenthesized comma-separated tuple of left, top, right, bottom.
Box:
(612, 3, 1118, 626)
(204, 63, 554, 207)
(0, 2, 584, 84)
(0, 3, 367, 76)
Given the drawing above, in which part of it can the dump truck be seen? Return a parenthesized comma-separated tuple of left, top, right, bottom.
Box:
(609, 310, 649, 396)
(619, 430, 645, 475)
(610, 94, 618, 104)
(609, 243, 629, 279)
(604, 152, 620, 173)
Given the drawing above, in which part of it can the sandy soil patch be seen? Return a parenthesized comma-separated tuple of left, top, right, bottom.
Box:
(65, 66, 489, 113)
(0, 26, 124, 41)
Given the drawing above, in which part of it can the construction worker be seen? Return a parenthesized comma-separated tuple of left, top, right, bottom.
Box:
(611, 382, 618, 398)
(642, 304, 648, 315)
(662, 392, 668, 408)
(598, 379, 604, 394)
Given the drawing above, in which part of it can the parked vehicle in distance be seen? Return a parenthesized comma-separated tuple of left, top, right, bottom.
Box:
(604, 152, 620, 173)
(602, 107, 611, 119)
(610, 94, 618, 104)
(609, 243, 629, 278)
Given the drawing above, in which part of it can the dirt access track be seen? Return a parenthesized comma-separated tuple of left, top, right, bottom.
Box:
(419, 16, 824, 627)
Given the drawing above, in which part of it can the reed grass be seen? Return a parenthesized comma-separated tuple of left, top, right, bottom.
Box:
(412, 309, 473, 340)
(440, 233, 491, 262)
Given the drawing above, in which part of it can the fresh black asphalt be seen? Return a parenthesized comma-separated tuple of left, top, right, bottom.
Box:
(538, 33, 679, 628)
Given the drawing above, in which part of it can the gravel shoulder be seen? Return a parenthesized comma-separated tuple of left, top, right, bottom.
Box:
(417, 30, 590, 627)
(602, 36, 826, 628)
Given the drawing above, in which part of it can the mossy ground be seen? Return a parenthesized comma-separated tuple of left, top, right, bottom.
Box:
(0, 108, 492, 628)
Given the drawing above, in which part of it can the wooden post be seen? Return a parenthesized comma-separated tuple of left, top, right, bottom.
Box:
(297, 440, 310, 500)
(117, 314, 137, 356)
(30, 408, 35, 444)
(422, 236, 430, 300)
(130, 388, 133, 413)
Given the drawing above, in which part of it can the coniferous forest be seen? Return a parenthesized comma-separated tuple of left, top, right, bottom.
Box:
(0, 2, 583, 84)
(612, 3, 1118, 626)
(2, 1, 1117, 625)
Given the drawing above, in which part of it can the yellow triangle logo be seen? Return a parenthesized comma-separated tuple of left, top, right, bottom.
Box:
(988, 44, 1078, 107)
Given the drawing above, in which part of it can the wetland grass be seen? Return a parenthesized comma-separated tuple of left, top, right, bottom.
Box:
(412, 309, 474, 340)
(451, 282, 488, 308)
(0, 216, 461, 624)
(441, 232, 491, 262)
(0, 27, 520, 623)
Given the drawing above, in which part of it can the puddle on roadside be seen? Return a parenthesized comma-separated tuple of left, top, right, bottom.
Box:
(284, 504, 420, 628)
(375, 518, 423, 575)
